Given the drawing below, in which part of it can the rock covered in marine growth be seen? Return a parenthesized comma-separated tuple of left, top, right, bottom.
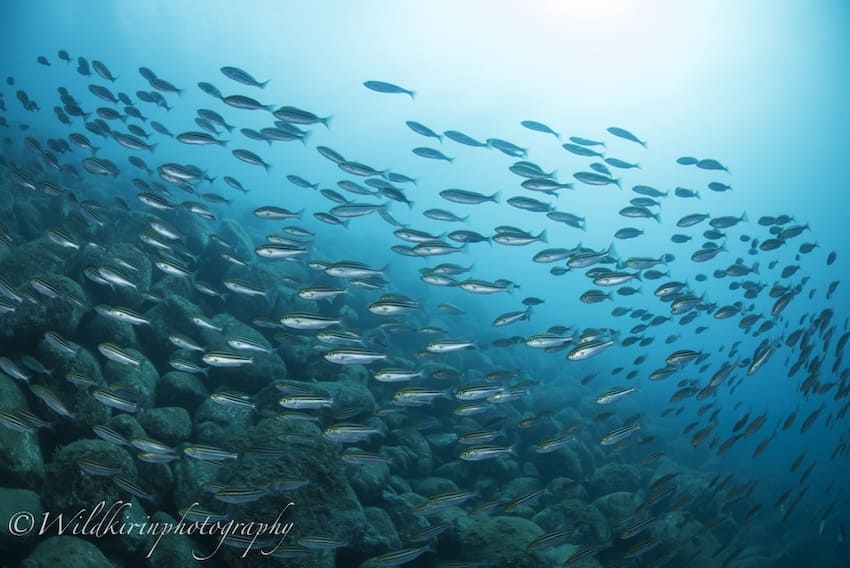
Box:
(455, 515, 547, 568)
(0, 375, 45, 488)
(0, 487, 43, 550)
(42, 439, 137, 512)
(21, 536, 113, 568)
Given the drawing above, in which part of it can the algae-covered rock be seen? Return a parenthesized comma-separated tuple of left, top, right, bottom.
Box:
(170, 454, 223, 514)
(42, 439, 137, 512)
(346, 453, 390, 505)
(592, 491, 641, 522)
(586, 462, 641, 498)
(21, 536, 113, 568)
(0, 487, 42, 550)
(101, 349, 159, 408)
(0, 375, 45, 488)
(157, 371, 209, 410)
(534, 444, 587, 482)
(145, 511, 202, 568)
(66, 240, 152, 308)
(77, 315, 139, 357)
(357, 506, 402, 559)
(190, 417, 366, 568)
(137, 406, 192, 446)
(137, 294, 206, 358)
(0, 240, 64, 287)
(551, 499, 611, 545)
(410, 477, 459, 497)
(314, 379, 376, 419)
(197, 313, 287, 393)
(192, 396, 253, 444)
(34, 343, 110, 433)
(386, 428, 433, 476)
(456, 515, 547, 568)
(1, 273, 87, 341)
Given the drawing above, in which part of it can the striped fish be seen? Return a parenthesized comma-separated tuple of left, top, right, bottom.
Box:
(297, 536, 347, 550)
(92, 425, 129, 445)
(213, 486, 268, 504)
(184, 444, 238, 462)
(98, 343, 142, 366)
(92, 388, 139, 413)
(370, 544, 434, 567)
(30, 385, 75, 418)
(30, 277, 62, 299)
(0, 410, 36, 433)
(600, 423, 641, 446)
(112, 476, 154, 500)
(527, 528, 577, 550)
(202, 351, 254, 367)
(78, 459, 122, 476)
(44, 331, 78, 354)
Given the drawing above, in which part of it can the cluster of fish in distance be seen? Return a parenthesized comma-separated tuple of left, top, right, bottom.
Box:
(0, 47, 847, 567)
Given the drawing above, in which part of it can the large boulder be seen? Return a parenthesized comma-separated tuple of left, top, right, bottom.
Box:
(0, 375, 45, 488)
(21, 536, 113, 568)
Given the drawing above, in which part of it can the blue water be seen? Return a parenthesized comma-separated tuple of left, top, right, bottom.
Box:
(1, 1, 849, 566)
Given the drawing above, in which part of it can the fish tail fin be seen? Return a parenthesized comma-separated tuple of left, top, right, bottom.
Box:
(654, 212, 662, 224)
(260, 80, 271, 89)
(615, 178, 622, 189)
(752, 262, 760, 275)
(150, 143, 158, 153)
(407, 200, 415, 210)
(492, 191, 501, 203)
(322, 115, 333, 129)
(539, 229, 548, 243)
(640, 141, 648, 149)
(225, 124, 234, 132)
(741, 211, 749, 223)
(437, 134, 443, 143)
(300, 130, 313, 146)
(408, 90, 416, 100)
